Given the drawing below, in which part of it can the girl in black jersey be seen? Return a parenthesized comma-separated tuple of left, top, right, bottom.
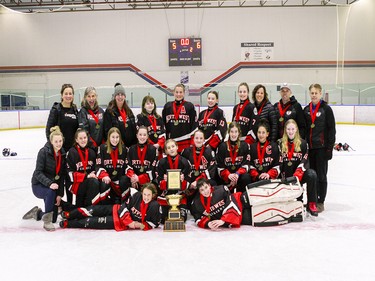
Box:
(197, 91, 227, 151)
(156, 139, 191, 222)
(124, 126, 158, 193)
(279, 119, 318, 216)
(66, 128, 100, 207)
(60, 183, 161, 231)
(216, 122, 251, 193)
(137, 95, 166, 159)
(181, 130, 217, 201)
(96, 127, 127, 203)
(249, 119, 280, 182)
(232, 82, 256, 145)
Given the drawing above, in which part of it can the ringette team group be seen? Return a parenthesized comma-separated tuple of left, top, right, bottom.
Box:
(22, 81, 336, 232)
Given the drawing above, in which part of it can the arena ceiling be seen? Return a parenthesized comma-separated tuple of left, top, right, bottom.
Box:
(0, 0, 360, 13)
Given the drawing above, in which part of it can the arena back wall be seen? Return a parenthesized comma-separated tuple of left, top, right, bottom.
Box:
(0, 1, 374, 92)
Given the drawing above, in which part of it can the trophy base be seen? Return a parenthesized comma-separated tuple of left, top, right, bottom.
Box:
(163, 219, 186, 232)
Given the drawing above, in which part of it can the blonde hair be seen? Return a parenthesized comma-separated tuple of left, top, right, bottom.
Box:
(105, 127, 124, 155)
(49, 126, 64, 143)
(164, 139, 178, 154)
(281, 119, 302, 154)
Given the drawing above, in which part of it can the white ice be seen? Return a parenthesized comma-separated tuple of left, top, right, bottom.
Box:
(0, 125, 374, 281)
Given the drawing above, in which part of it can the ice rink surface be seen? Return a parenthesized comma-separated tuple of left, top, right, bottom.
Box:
(0, 125, 374, 281)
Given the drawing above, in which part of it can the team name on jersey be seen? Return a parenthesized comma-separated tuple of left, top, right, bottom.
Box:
(203, 199, 225, 217)
(253, 157, 275, 166)
(130, 206, 142, 219)
(224, 156, 244, 164)
(76, 160, 94, 169)
(131, 159, 152, 166)
(237, 116, 250, 123)
(198, 118, 218, 126)
(165, 114, 191, 123)
(103, 159, 125, 166)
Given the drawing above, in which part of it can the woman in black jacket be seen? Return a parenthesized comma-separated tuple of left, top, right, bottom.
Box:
(103, 85, 137, 148)
(23, 126, 66, 231)
(46, 83, 79, 152)
(251, 84, 278, 142)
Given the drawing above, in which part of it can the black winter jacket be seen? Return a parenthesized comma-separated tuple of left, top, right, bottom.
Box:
(32, 142, 66, 197)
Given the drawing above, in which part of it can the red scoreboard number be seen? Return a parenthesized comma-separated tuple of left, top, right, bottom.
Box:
(169, 38, 202, 66)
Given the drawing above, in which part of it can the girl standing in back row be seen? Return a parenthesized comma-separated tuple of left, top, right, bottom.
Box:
(162, 84, 197, 153)
(197, 90, 227, 151)
(232, 82, 256, 145)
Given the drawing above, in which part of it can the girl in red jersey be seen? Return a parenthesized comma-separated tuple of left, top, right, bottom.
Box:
(96, 127, 128, 204)
(216, 122, 251, 193)
(279, 119, 318, 216)
(232, 82, 256, 145)
(181, 130, 217, 199)
(103, 85, 137, 148)
(249, 119, 280, 182)
(124, 126, 158, 193)
(156, 139, 191, 222)
(60, 183, 161, 231)
(78, 86, 105, 149)
(137, 95, 166, 159)
(162, 84, 197, 153)
(197, 91, 227, 151)
(66, 128, 100, 207)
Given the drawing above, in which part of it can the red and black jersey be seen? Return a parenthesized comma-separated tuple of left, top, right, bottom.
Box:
(156, 154, 191, 206)
(162, 99, 197, 152)
(190, 185, 242, 229)
(249, 141, 280, 182)
(279, 139, 309, 182)
(274, 96, 306, 140)
(78, 106, 105, 149)
(66, 145, 97, 195)
(103, 107, 137, 148)
(113, 191, 161, 231)
(125, 143, 157, 185)
(95, 143, 127, 182)
(197, 105, 227, 150)
(303, 100, 336, 151)
(181, 145, 217, 183)
(216, 140, 251, 182)
(252, 100, 278, 142)
(136, 113, 166, 150)
(232, 99, 256, 144)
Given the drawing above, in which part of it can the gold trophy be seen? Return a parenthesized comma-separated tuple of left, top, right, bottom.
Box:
(164, 169, 186, 232)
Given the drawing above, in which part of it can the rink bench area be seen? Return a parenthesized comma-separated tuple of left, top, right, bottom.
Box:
(0, 105, 375, 130)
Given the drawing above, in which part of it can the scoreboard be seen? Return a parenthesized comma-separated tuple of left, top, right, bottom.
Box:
(168, 38, 202, 66)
